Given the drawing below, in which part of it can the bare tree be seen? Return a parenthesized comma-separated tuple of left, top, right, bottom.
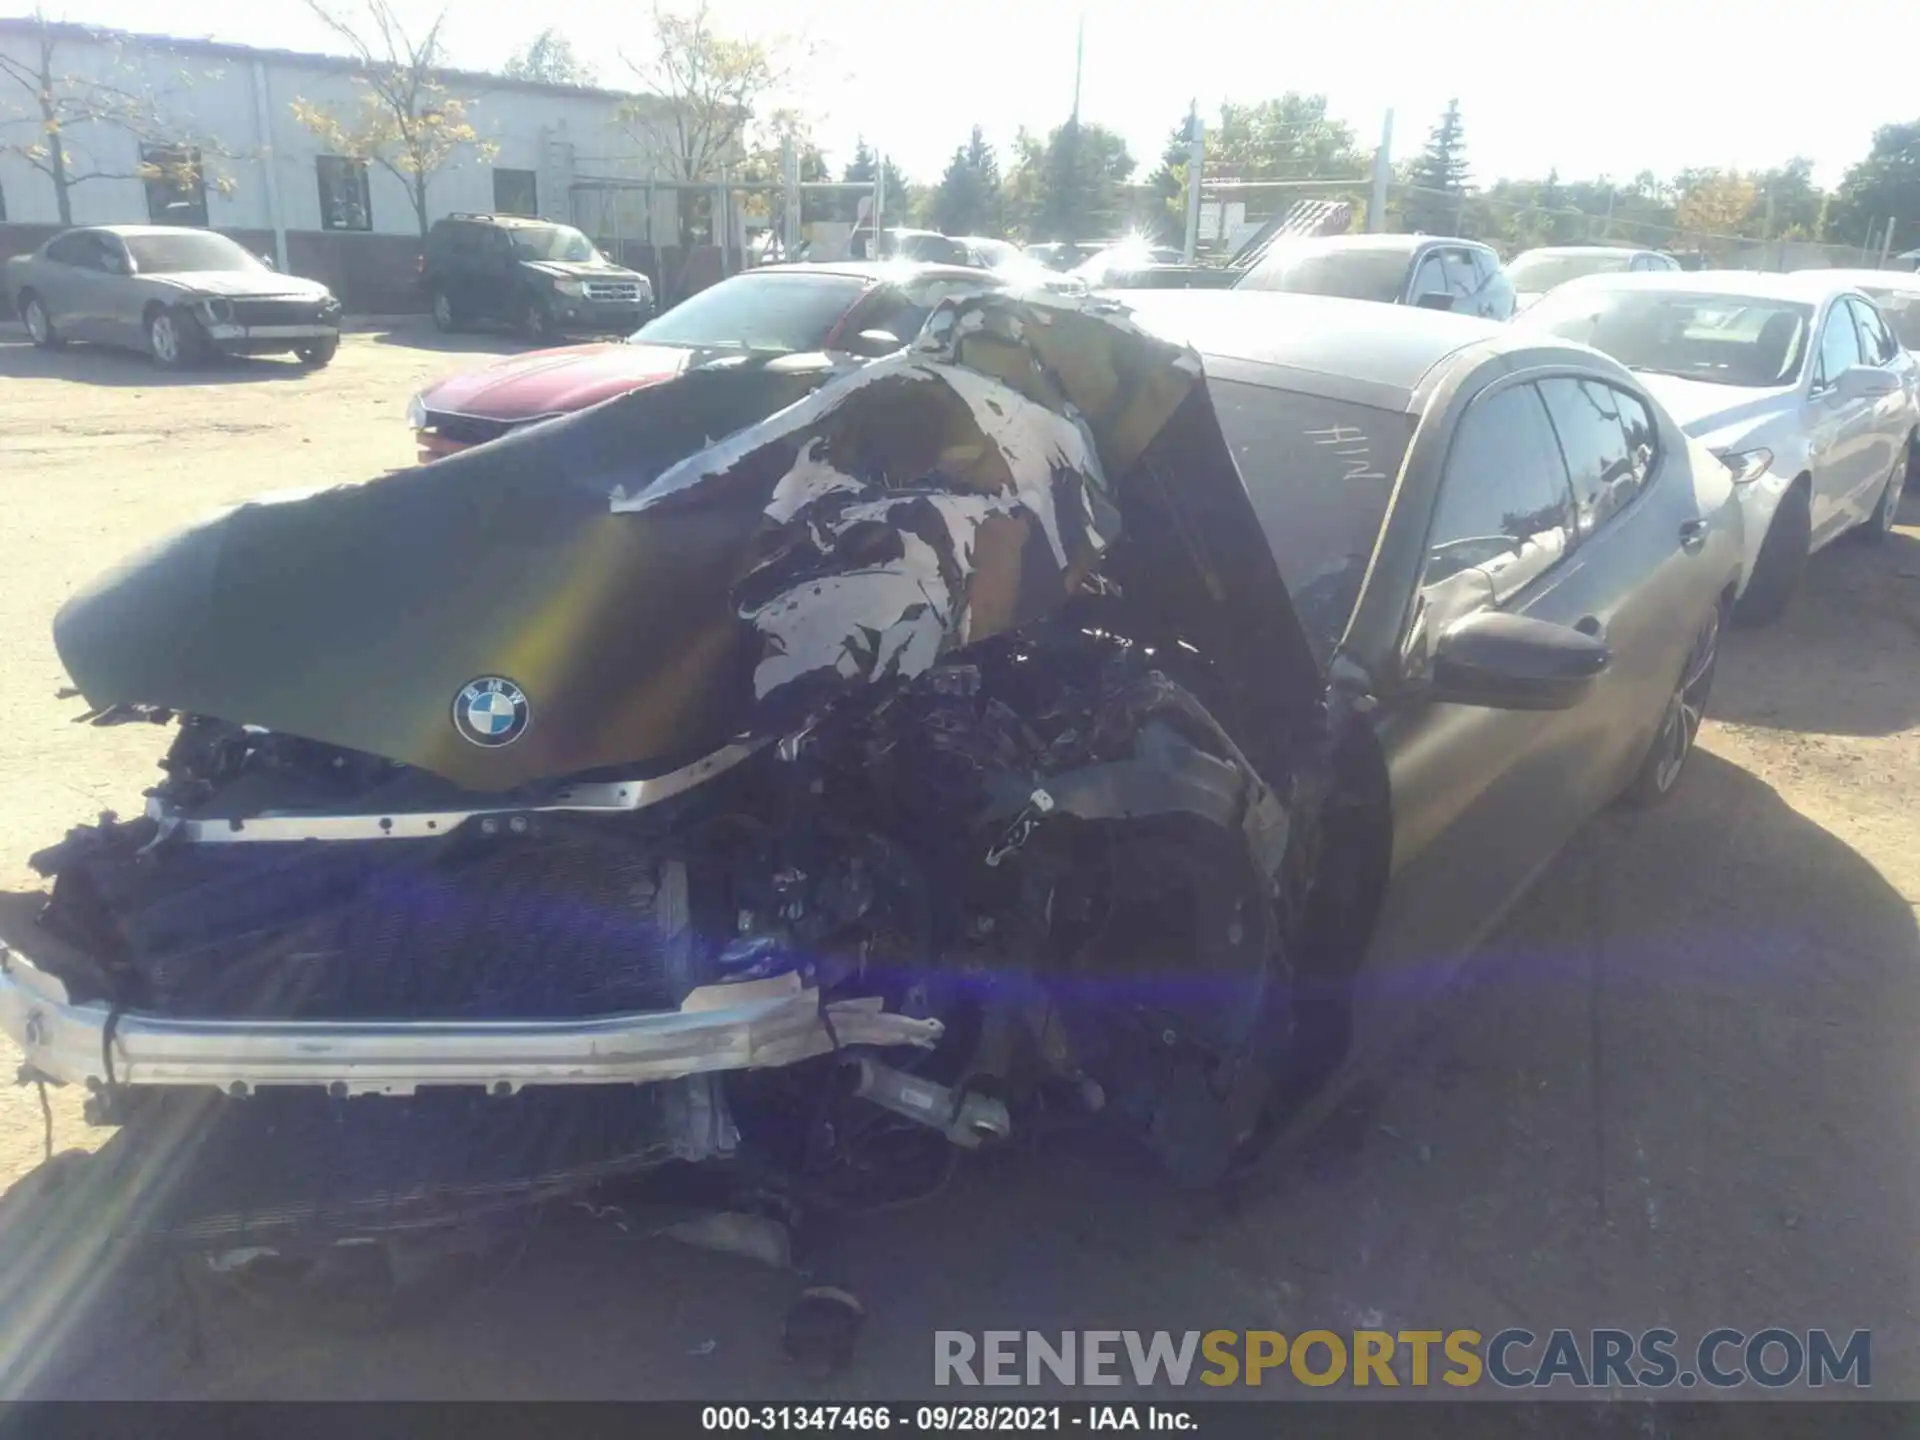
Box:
(503, 28, 596, 87)
(620, 2, 793, 247)
(289, 0, 496, 243)
(0, 10, 237, 226)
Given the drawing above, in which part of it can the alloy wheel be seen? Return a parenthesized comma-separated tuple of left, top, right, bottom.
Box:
(24, 299, 49, 344)
(1881, 447, 1909, 533)
(1651, 608, 1720, 795)
(150, 314, 179, 365)
(432, 291, 453, 329)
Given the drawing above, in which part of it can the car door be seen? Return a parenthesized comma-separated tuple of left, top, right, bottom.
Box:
(89, 232, 144, 350)
(1363, 376, 1602, 985)
(1803, 298, 1876, 542)
(1843, 296, 1910, 519)
(1405, 249, 1449, 308)
(1533, 373, 1708, 785)
(27, 232, 94, 337)
(475, 227, 520, 322)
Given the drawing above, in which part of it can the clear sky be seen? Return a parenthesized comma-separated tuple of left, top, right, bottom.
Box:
(32, 0, 1905, 190)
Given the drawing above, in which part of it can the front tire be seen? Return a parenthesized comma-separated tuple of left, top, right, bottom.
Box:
(430, 287, 463, 333)
(147, 307, 201, 370)
(21, 291, 62, 349)
(1622, 602, 1721, 807)
(294, 334, 340, 368)
(1733, 482, 1810, 626)
(518, 295, 556, 345)
(1857, 441, 1909, 543)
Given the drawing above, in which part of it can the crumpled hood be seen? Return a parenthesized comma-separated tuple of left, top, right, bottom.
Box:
(54, 291, 1320, 793)
(1636, 373, 1796, 453)
(418, 342, 702, 421)
(148, 270, 334, 302)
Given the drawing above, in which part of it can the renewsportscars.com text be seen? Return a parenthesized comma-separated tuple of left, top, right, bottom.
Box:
(933, 1328, 1871, 1390)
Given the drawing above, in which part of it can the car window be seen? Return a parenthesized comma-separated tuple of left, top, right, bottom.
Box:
(1525, 287, 1813, 388)
(1537, 377, 1656, 538)
(1440, 248, 1481, 301)
(1409, 253, 1449, 302)
(1848, 297, 1899, 365)
(1813, 302, 1864, 389)
(1423, 381, 1575, 606)
(45, 232, 98, 268)
(1235, 242, 1420, 303)
(632, 271, 873, 353)
(123, 230, 261, 275)
(1858, 286, 1920, 350)
(846, 287, 929, 347)
(1206, 376, 1417, 661)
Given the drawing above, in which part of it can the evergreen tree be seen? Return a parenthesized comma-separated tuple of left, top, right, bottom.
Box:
(931, 125, 1003, 235)
(1405, 99, 1471, 235)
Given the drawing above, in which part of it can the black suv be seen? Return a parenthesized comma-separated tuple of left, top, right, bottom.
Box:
(421, 213, 655, 341)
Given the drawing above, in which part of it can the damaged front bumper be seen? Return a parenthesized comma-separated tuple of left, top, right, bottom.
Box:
(0, 942, 941, 1098)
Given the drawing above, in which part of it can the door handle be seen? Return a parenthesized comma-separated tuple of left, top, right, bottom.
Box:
(1678, 519, 1710, 553)
(1574, 614, 1606, 640)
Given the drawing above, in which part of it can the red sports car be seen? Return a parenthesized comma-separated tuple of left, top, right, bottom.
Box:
(407, 261, 995, 463)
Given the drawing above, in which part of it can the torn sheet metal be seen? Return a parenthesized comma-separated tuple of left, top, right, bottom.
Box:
(616, 289, 1197, 721)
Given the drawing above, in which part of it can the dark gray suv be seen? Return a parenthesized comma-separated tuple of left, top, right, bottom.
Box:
(421, 214, 655, 342)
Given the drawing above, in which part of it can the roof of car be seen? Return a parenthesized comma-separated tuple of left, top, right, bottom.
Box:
(1118, 289, 1503, 401)
(1510, 244, 1659, 258)
(73, 225, 230, 238)
(1261, 233, 1483, 258)
(1802, 267, 1920, 292)
(1547, 268, 1864, 304)
(435, 213, 563, 228)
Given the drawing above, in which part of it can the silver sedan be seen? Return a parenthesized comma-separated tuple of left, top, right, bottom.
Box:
(5, 225, 343, 369)
(1516, 270, 1917, 623)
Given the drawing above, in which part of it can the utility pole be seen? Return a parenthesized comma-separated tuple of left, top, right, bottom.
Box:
(1368, 109, 1394, 234)
(1183, 111, 1205, 263)
(1071, 13, 1084, 125)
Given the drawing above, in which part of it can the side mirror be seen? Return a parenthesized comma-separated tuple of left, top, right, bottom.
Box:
(1414, 291, 1457, 311)
(259, 252, 277, 270)
(1834, 364, 1901, 402)
(842, 328, 902, 358)
(1429, 610, 1609, 711)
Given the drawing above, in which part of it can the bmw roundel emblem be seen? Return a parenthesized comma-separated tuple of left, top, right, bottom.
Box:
(453, 676, 531, 748)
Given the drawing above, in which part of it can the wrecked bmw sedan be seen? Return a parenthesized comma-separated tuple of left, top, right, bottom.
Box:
(0, 288, 1742, 1251)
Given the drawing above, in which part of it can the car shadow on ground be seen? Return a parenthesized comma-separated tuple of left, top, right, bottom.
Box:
(1, 741, 1913, 1400)
(1709, 508, 1920, 737)
(0, 341, 312, 389)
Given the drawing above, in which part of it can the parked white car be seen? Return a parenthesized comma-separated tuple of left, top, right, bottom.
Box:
(1517, 270, 1916, 622)
(1800, 268, 1920, 354)
(1503, 245, 1682, 313)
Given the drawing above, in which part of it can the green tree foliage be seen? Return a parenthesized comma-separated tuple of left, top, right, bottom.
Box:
(842, 137, 912, 207)
(1001, 119, 1134, 244)
(1145, 103, 1200, 240)
(502, 28, 597, 87)
(1827, 122, 1920, 249)
(1211, 93, 1366, 181)
(1404, 98, 1470, 234)
(931, 126, 1002, 236)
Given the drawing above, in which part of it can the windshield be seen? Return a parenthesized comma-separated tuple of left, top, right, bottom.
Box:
(124, 231, 264, 275)
(1857, 286, 1920, 349)
(1207, 376, 1415, 660)
(631, 271, 871, 352)
(1525, 287, 1815, 387)
(967, 238, 1021, 267)
(1505, 251, 1633, 292)
(1236, 243, 1412, 303)
(507, 224, 600, 263)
